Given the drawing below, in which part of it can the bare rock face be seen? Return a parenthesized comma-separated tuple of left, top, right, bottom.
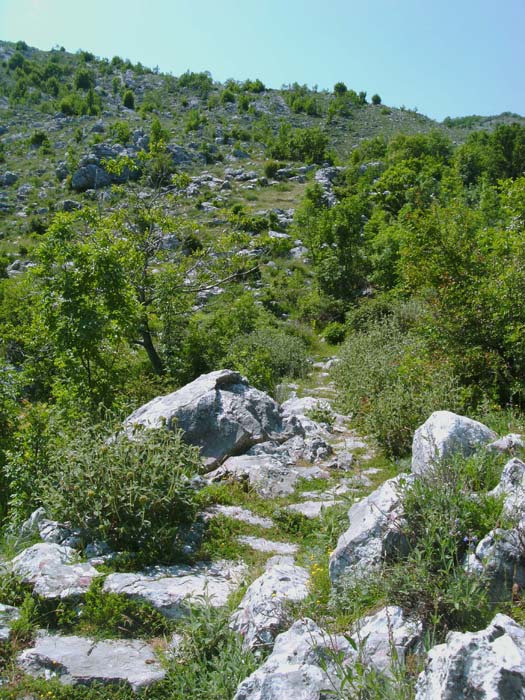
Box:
(329, 474, 413, 583)
(18, 634, 166, 691)
(489, 458, 525, 522)
(124, 369, 301, 467)
(465, 528, 525, 602)
(103, 559, 246, 618)
(415, 614, 525, 700)
(412, 411, 496, 475)
(233, 617, 354, 700)
(11, 543, 100, 600)
(351, 606, 423, 676)
(230, 556, 310, 651)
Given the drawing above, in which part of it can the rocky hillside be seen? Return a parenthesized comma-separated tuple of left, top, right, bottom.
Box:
(1, 38, 525, 700)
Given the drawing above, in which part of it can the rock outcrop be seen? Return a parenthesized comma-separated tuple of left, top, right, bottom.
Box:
(415, 614, 525, 699)
(412, 411, 496, 475)
(124, 370, 301, 467)
(329, 474, 412, 582)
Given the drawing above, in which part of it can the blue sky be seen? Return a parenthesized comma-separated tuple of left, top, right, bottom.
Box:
(1, 0, 523, 121)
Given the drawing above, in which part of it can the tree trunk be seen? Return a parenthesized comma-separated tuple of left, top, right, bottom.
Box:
(141, 326, 165, 375)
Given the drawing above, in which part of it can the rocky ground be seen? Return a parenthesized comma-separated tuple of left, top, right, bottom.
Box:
(1, 356, 525, 699)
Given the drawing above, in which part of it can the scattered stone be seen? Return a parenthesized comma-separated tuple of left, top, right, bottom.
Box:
(11, 543, 100, 600)
(233, 618, 354, 700)
(231, 556, 309, 650)
(487, 433, 525, 455)
(247, 434, 332, 464)
(207, 455, 329, 498)
(329, 474, 413, 582)
(103, 560, 246, 618)
(60, 199, 82, 212)
(287, 499, 343, 519)
(1, 171, 18, 186)
(18, 633, 166, 691)
(415, 614, 525, 700)
(351, 606, 423, 675)
(465, 528, 525, 601)
(124, 370, 302, 467)
(412, 411, 496, 475)
(490, 457, 525, 521)
(0, 604, 20, 641)
(71, 164, 111, 191)
(236, 536, 298, 555)
(203, 505, 274, 529)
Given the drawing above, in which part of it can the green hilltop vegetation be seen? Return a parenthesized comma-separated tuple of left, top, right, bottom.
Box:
(0, 38, 525, 699)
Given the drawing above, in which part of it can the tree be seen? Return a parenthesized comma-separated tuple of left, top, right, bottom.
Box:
(371, 93, 382, 105)
(123, 89, 135, 109)
(333, 82, 347, 96)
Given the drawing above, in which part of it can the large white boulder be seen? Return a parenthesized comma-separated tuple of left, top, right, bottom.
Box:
(124, 369, 301, 467)
(489, 458, 525, 522)
(415, 614, 525, 699)
(233, 617, 354, 700)
(230, 556, 310, 651)
(412, 411, 496, 475)
(329, 474, 412, 582)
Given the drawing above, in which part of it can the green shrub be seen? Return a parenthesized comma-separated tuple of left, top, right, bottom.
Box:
(322, 321, 346, 344)
(37, 422, 201, 561)
(122, 89, 135, 109)
(227, 326, 311, 394)
(263, 160, 280, 178)
(371, 93, 382, 105)
(334, 313, 464, 456)
(109, 121, 132, 145)
(74, 68, 94, 91)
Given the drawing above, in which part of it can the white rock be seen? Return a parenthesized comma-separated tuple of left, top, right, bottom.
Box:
(237, 536, 298, 555)
(204, 505, 273, 529)
(206, 455, 329, 498)
(103, 559, 246, 618)
(11, 543, 100, 599)
(412, 411, 496, 475)
(124, 369, 301, 467)
(0, 604, 20, 641)
(329, 474, 412, 582)
(351, 605, 422, 675)
(487, 433, 525, 455)
(489, 458, 525, 522)
(230, 556, 310, 650)
(286, 500, 342, 519)
(465, 528, 525, 601)
(233, 618, 354, 700)
(18, 633, 166, 690)
(415, 614, 525, 699)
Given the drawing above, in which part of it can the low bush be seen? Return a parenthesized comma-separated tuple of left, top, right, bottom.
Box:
(37, 421, 201, 561)
(333, 312, 464, 456)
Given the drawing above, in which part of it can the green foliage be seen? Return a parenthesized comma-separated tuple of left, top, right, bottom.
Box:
(178, 70, 213, 96)
(268, 124, 329, 164)
(38, 421, 200, 560)
(122, 89, 135, 109)
(109, 121, 132, 145)
(226, 326, 311, 393)
(74, 67, 94, 91)
(334, 308, 464, 456)
(371, 93, 382, 105)
(185, 108, 206, 132)
(333, 82, 347, 96)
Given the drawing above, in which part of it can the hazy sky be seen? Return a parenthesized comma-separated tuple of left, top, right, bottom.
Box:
(1, 0, 523, 121)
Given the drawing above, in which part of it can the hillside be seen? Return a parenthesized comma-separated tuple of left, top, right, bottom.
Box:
(1, 39, 525, 700)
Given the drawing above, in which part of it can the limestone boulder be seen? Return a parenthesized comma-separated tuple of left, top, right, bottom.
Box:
(412, 411, 496, 475)
(124, 370, 301, 467)
(233, 618, 354, 700)
(11, 543, 100, 600)
(230, 556, 310, 651)
(415, 614, 525, 699)
(329, 474, 413, 582)
(18, 633, 166, 691)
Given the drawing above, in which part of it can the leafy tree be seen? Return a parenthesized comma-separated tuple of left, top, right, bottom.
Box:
(123, 89, 135, 109)
(371, 93, 381, 105)
(333, 82, 347, 96)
